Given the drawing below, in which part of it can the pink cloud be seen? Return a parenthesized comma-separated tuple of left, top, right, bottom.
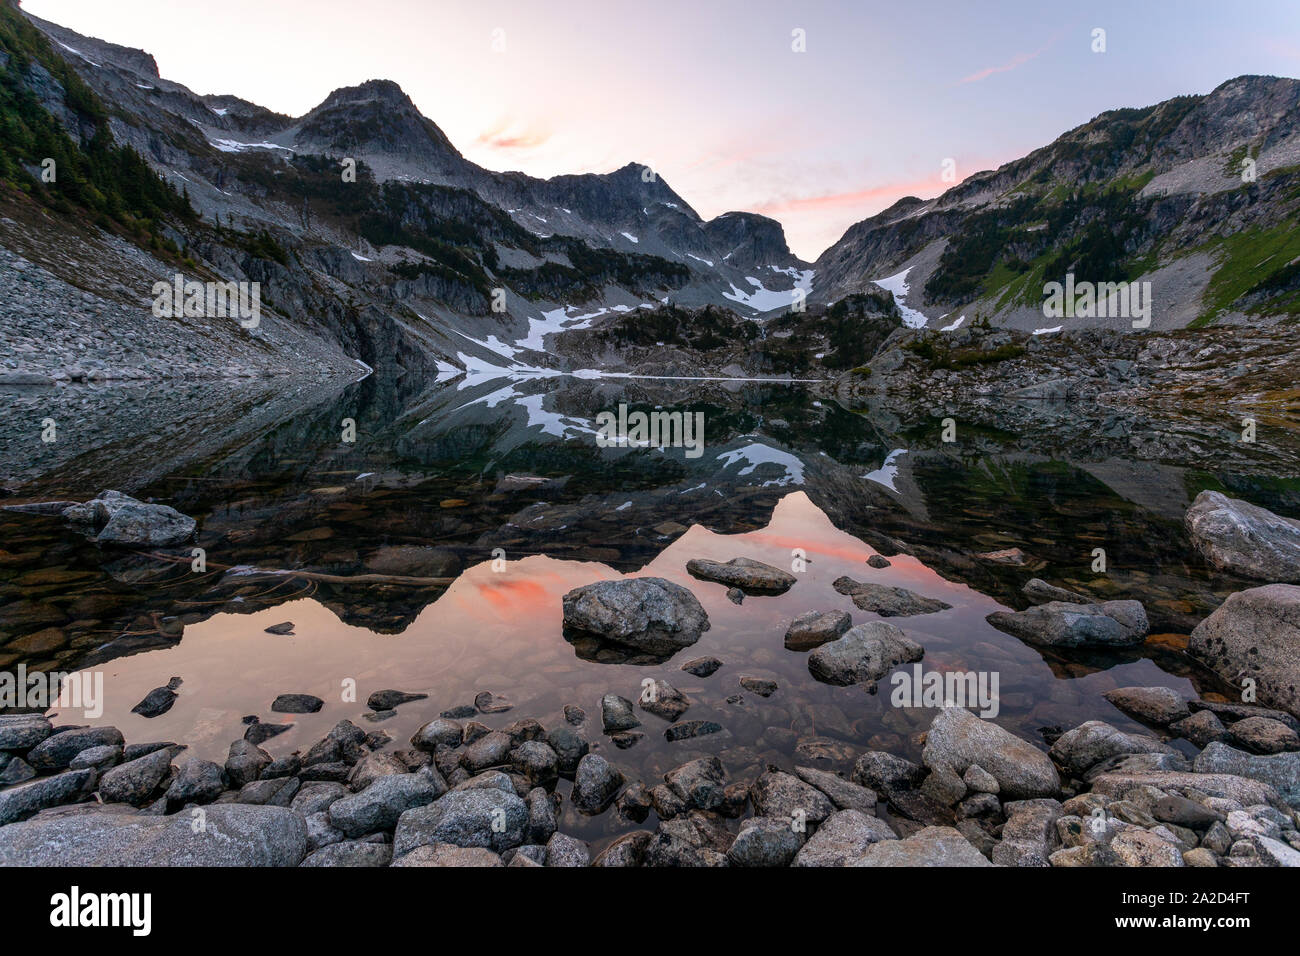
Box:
(958, 32, 1061, 84)
(474, 118, 551, 150)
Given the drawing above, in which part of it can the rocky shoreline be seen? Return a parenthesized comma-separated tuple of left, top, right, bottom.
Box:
(1, 683, 1297, 867)
(2, 487, 1299, 867)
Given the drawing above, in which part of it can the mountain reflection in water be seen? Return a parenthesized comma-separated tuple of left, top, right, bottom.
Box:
(1, 370, 1291, 846)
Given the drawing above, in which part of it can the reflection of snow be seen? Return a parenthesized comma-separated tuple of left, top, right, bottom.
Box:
(863, 448, 907, 492)
(723, 268, 814, 314)
(516, 393, 596, 439)
(716, 442, 806, 487)
(873, 268, 930, 329)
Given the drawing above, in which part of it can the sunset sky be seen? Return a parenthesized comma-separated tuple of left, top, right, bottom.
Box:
(24, 0, 1300, 259)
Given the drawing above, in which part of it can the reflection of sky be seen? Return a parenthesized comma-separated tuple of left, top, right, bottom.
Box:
(67, 490, 1197, 791)
(27, 0, 1300, 259)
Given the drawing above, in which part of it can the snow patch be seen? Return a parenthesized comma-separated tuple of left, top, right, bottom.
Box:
(872, 268, 930, 329)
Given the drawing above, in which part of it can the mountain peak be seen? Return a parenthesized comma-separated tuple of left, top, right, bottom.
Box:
(311, 79, 416, 115)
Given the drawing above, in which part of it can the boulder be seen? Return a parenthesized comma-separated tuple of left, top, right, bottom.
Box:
(807, 621, 924, 686)
(393, 788, 528, 856)
(1185, 490, 1300, 581)
(561, 577, 709, 657)
(850, 826, 991, 866)
(1103, 686, 1190, 725)
(99, 747, 176, 806)
(686, 556, 797, 594)
(832, 577, 952, 617)
(1048, 720, 1177, 778)
(784, 609, 852, 650)
(301, 841, 393, 867)
(67, 491, 197, 548)
(392, 843, 503, 866)
(571, 754, 624, 813)
(923, 707, 1060, 799)
(986, 600, 1148, 647)
(1188, 585, 1300, 720)
(1193, 742, 1300, 808)
(0, 769, 92, 825)
(792, 810, 896, 866)
(792, 766, 878, 812)
(0, 804, 306, 866)
(0, 714, 53, 752)
(328, 767, 447, 837)
(726, 817, 804, 867)
(749, 770, 835, 824)
(25, 726, 124, 771)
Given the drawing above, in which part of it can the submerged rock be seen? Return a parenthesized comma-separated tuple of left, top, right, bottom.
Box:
(562, 577, 709, 658)
(1023, 578, 1094, 605)
(1185, 490, 1300, 582)
(1188, 584, 1300, 720)
(985, 599, 1148, 648)
(832, 577, 952, 617)
(680, 656, 723, 677)
(686, 557, 797, 595)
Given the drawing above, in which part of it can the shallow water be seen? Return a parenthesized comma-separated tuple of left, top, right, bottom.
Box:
(0, 371, 1290, 849)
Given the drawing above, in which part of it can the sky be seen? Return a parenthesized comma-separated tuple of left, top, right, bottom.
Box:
(22, 0, 1300, 260)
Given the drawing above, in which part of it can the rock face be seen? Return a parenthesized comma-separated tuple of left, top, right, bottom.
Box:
(850, 826, 991, 867)
(832, 577, 952, 617)
(0, 804, 307, 866)
(922, 708, 1060, 799)
(561, 577, 709, 656)
(1185, 490, 1300, 582)
(1188, 584, 1300, 720)
(686, 557, 797, 594)
(807, 621, 924, 686)
(985, 600, 1148, 648)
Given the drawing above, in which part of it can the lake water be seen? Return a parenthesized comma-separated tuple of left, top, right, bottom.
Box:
(1, 371, 1292, 848)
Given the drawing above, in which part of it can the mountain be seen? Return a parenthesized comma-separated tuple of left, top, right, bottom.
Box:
(1, 1, 818, 383)
(2, 0, 1298, 393)
(815, 75, 1300, 331)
